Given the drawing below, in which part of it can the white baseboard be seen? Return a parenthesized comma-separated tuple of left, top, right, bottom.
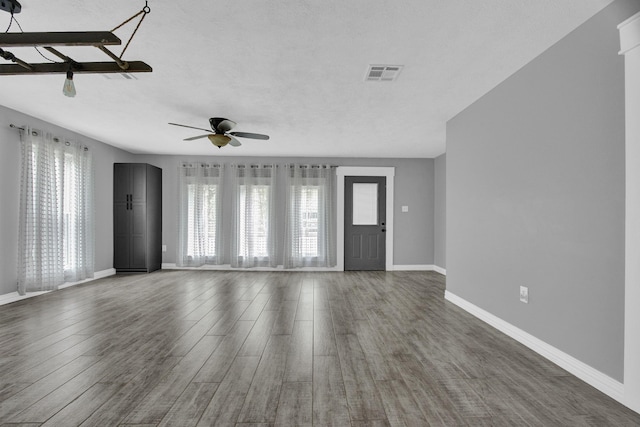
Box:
(163, 263, 446, 274)
(59, 268, 116, 289)
(433, 265, 447, 275)
(393, 264, 435, 271)
(444, 290, 625, 405)
(392, 265, 446, 275)
(161, 263, 341, 272)
(0, 290, 49, 306)
(0, 268, 117, 306)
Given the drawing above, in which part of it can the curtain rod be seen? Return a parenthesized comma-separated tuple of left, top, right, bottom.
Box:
(285, 164, 336, 168)
(9, 124, 89, 151)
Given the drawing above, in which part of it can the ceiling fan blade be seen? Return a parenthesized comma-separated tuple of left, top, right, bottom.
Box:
(169, 123, 213, 133)
(229, 131, 270, 140)
(184, 134, 210, 141)
(228, 135, 242, 147)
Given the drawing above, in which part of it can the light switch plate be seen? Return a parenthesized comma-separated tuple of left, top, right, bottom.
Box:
(402, 206, 409, 212)
(520, 286, 529, 304)
(162, 245, 167, 252)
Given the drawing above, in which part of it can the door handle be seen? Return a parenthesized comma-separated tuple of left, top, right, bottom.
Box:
(381, 229, 386, 232)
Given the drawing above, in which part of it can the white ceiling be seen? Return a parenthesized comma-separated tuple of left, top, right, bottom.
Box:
(1, 0, 614, 158)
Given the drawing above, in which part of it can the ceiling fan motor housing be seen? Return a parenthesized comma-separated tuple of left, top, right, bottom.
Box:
(210, 117, 236, 134)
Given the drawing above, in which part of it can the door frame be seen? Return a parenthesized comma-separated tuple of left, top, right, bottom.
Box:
(619, 11, 640, 413)
(336, 166, 395, 271)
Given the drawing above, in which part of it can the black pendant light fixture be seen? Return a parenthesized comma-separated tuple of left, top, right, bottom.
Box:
(0, 1, 152, 97)
(0, 0, 21, 14)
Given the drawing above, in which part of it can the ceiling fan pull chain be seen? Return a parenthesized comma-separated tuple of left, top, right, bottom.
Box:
(110, 1, 151, 59)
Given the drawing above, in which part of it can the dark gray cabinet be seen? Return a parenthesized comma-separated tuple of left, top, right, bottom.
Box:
(113, 163, 162, 273)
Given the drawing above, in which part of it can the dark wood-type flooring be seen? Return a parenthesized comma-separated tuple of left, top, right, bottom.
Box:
(0, 270, 638, 426)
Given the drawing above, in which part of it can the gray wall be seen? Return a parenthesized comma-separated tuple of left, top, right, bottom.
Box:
(137, 155, 435, 267)
(0, 105, 135, 296)
(434, 153, 446, 269)
(446, 0, 640, 381)
(0, 103, 434, 297)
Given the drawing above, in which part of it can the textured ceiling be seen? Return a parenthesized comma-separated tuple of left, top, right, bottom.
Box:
(0, 0, 614, 158)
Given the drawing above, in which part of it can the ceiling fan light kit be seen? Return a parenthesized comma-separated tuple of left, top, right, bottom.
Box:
(208, 134, 231, 148)
(169, 118, 270, 149)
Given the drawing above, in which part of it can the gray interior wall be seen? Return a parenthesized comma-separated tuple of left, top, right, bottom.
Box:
(137, 155, 434, 267)
(434, 153, 446, 269)
(0, 104, 434, 297)
(446, 0, 640, 381)
(0, 105, 136, 296)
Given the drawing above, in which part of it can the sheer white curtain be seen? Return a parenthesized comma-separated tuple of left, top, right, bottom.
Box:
(18, 127, 94, 295)
(231, 164, 277, 268)
(177, 162, 224, 267)
(283, 164, 336, 268)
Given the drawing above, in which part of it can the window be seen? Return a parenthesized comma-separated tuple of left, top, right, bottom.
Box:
(238, 184, 271, 257)
(231, 165, 276, 268)
(176, 163, 335, 270)
(186, 183, 218, 258)
(63, 152, 78, 271)
(296, 186, 320, 257)
(18, 128, 94, 294)
(283, 165, 335, 268)
(177, 163, 223, 267)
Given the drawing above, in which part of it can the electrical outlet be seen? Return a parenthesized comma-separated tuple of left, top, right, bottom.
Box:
(162, 245, 167, 253)
(520, 286, 529, 304)
(402, 205, 409, 212)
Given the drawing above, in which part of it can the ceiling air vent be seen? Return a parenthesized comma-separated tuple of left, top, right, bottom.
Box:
(365, 65, 403, 82)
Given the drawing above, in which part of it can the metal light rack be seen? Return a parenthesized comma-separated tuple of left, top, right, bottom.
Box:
(0, 2, 152, 76)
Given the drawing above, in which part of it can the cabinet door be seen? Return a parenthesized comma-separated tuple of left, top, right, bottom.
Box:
(113, 163, 131, 203)
(131, 164, 147, 203)
(130, 203, 147, 269)
(113, 202, 131, 269)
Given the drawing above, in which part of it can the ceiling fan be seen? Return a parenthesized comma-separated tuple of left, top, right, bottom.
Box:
(168, 118, 270, 148)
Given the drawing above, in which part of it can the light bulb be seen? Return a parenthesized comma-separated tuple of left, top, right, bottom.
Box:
(63, 70, 76, 97)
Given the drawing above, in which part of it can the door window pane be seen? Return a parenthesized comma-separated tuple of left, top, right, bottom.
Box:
(352, 183, 378, 225)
